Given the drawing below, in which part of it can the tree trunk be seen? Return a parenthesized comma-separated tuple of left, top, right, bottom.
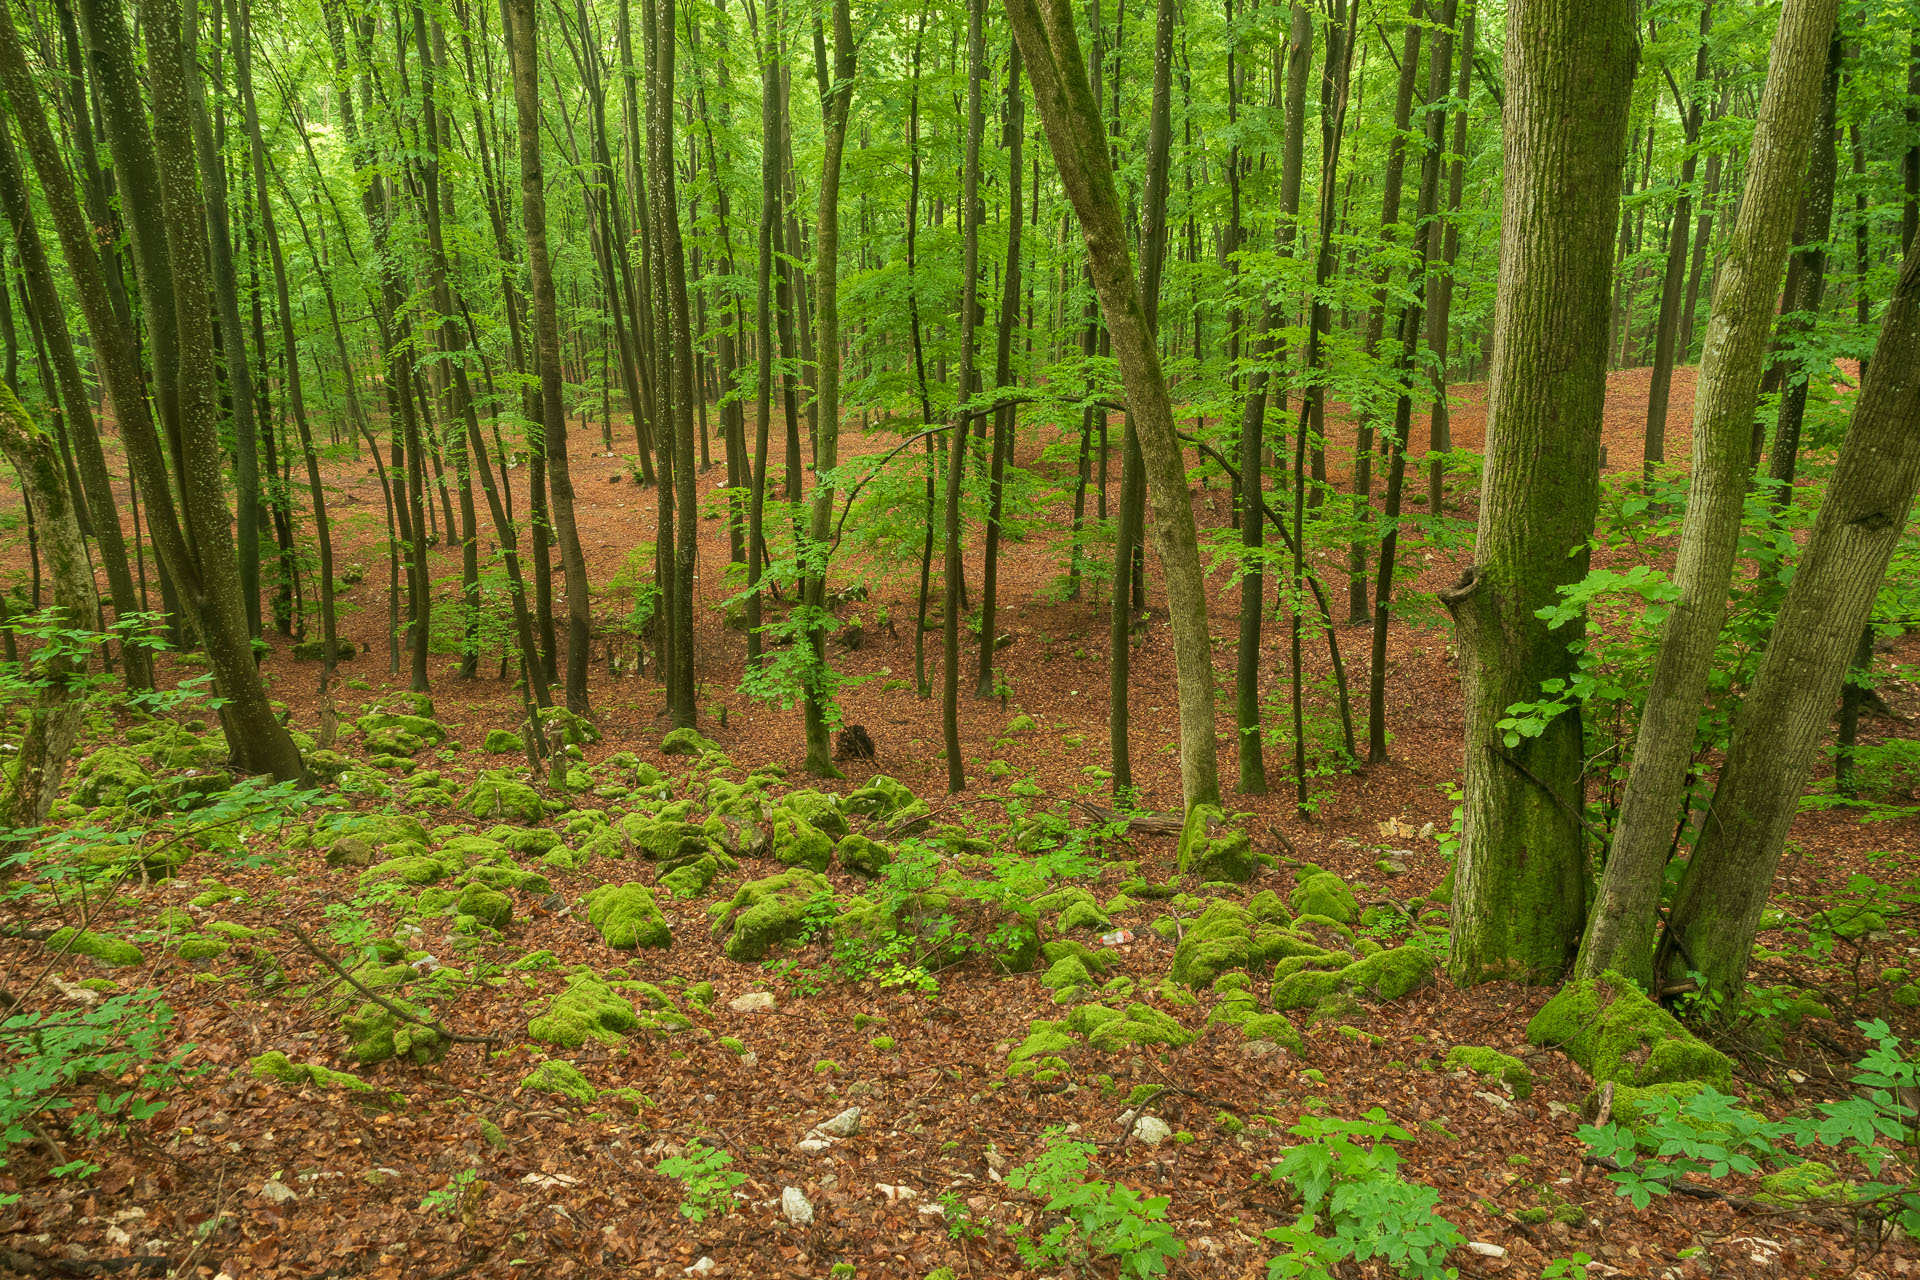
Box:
(1440, 0, 1634, 985)
(977, 45, 1023, 701)
(1642, 0, 1712, 476)
(1006, 0, 1221, 812)
(1576, 0, 1839, 986)
(1662, 236, 1920, 1004)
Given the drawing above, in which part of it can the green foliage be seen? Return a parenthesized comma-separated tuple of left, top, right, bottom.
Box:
(1007, 1132, 1184, 1278)
(420, 1166, 481, 1215)
(654, 1139, 746, 1222)
(1261, 1111, 1463, 1279)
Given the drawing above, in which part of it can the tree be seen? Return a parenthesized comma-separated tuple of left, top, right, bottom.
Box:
(1441, 0, 1635, 984)
(1005, 0, 1221, 812)
(1576, 0, 1841, 985)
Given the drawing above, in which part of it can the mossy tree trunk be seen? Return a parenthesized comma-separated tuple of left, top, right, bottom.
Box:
(1660, 237, 1920, 1003)
(1005, 0, 1221, 812)
(0, 384, 96, 837)
(1440, 0, 1634, 985)
(1576, 0, 1841, 986)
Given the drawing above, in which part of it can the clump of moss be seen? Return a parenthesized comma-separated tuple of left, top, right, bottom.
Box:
(46, 928, 143, 967)
(250, 1050, 375, 1094)
(341, 1000, 449, 1065)
(581, 883, 672, 950)
(710, 869, 830, 961)
(1526, 971, 1732, 1089)
(1084, 1003, 1195, 1053)
(528, 973, 640, 1048)
(1176, 805, 1257, 884)
(1756, 1160, 1852, 1208)
(456, 774, 545, 823)
(1444, 1045, 1534, 1098)
(455, 883, 513, 930)
(661, 727, 719, 756)
(835, 833, 893, 878)
(770, 811, 834, 872)
(1290, 872, 1360, 925)
(521, 1059, 598, 1103)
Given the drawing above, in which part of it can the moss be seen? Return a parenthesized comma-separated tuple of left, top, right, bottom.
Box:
(1526, 972, 1733, 1090)
(711, 869, 831, 961)
(1582, 1080, 1716, 1131)
(1166, 902, 1295, 987)
(509, 949, 561, 971)
(778, 789, 850, 839)
(478, 1118, 509, 1149)
(178, 938, 229, 961)
(250, 1051, 376, 1093)
(1271, 966, 1348, 1011)
(1444, 1046, 1534, 1098)
(1085, 1003, 1195, 1052)
(360, 854, 458, 887)
(581, 883, 672, 950)
(1175, 805, 1256, 884)
(484, 729, 522, 754)
(835, 833, 893, 878)
(455, 883, 513, 930)
(1042, 955, 1094, 995)
(1007, 1019, 1077, 1075)
(463, 864, 552, 895)
(770, 810, 833, 872)
(521, 1059, 598, 1103)
(661, 727, 719, 756)
(205, 921, 257, 940)
(72, 746, 155, 809)
(1755, 1160, 1852, 1208)
(620, 813, 710, 863)
(356, 712, 447, 746)
(46, 928, 143, 967)
(457, 775, 545, 823)
(189, 883, 245, 909)
(987, 907, 1041, 974)
(845, 774, 916, 817)
(1240, 1013, 1305, 1053)
(1290, 872, 1360, 925)
(529, 973, 640, 1047)
(657, 854, 721, 900)
(1348, 946, 1437, 1001)
(341, 1000, 449, 1065)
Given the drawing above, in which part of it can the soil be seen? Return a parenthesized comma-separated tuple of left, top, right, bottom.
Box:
(1, 361, 1917, 1280)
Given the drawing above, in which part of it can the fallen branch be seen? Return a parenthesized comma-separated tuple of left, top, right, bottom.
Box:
(288, 920, 496, 1048)
(1076, 800, 1183, 836)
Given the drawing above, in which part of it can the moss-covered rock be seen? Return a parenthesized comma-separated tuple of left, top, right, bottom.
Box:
(455, 883, 513, 929)
(657, 854, 721, 900)
(835, 834, 892, 878)
(341, 1000, 449, 1065)
(581, 883, 672, 950)
(46, 928, 143, 967)
(463, 863, 552, 895)
(1445, 1045, 1533, 1098)
(1290, 872, 1360, 925)
(456, 774, 545, 823)
(711, 869, 830, 961)
(1240, 1013, 1305, 1053)
(661, 727, 720, 756)
(1755, 1160, 1852, 1208)
(1271, 945, 1435, 1011)
(356, 712, 447, 747)
(250, 1051, 376, 1094)
(1168, 902, 1300, 987)
(1176, 805, 1257, 884)
(486, 827, 563, 857)
(529, 973, 640, 1047)
(484, 728, 523, 755)
(521, 1059, 598, 1103)
(770, 811, 833, 872)
(777, 789, 849, 839)
(619, 813, 710, 864)
(1085, 1003, 1195, 1052)
(360, 854, 458, 887)
(1525, 972, 1732, 1090)
(72, 747, 154, 809)
(536, 706, 600, 746)
(1006, 1019, 1077, 1077)
(178, 938, 229, 961)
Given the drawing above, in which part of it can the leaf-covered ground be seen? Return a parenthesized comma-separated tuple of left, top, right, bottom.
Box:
(5, 368, 1920, 1280)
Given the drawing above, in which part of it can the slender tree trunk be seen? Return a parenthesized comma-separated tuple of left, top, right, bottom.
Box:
(1643, 2, 1713, 476)
(1006, 0, 1222, 811)
(1440, 0, 1635, 985)
(1578, 0, 1841, 985)
(1425, 0, 1474, 514)
(977, 46, 1023, 701)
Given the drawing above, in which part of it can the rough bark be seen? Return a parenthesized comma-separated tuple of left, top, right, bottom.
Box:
(1577, 0, 1840, 985)
(1441, 0, 1634, 985)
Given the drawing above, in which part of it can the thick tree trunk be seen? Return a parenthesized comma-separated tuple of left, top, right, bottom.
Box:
(1662, 238, 1920, 1003)
(1006, 0, 1221, 811)
(1577, 0, 1840, 985)
(1441, 0, 1634, 985)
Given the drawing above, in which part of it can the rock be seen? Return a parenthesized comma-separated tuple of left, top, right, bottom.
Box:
(780, 1186, 814, 1225)
(45, 928, 144, 967)
(456, 774, 544, 823)
(815, 1106, 862, 1138)
(1132, 1115, 1172, 1146)
(662, 727, 720, 756)
(484, 729, 522, 754)
(1465, 1242, 1507, 1259)
(796, 1137, 832, 1156)
(528, 974, 640, 1048)
(1290, 871, 1361, 925)
(729, 991, 776, 1014)
(259, 1180, 298, 1204)
(1177, 805, 1257, 884)
(685, 1259, 716, 1277)
(580, 882, 672, 950)
(521, 1059, 598, 1103)
(711, 869, 832, 961)
(325, 836, 377, 867)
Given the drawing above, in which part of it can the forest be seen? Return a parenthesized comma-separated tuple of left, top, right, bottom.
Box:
(0, 0, 1918, 1271)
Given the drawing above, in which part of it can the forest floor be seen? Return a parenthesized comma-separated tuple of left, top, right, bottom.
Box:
(4, 364, 1920, 1280)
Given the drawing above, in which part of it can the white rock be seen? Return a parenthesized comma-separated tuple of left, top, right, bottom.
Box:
(258, 1180, 297, 1204)
(815, 1106, 862, 1138)
(1466, 1241, 1507, 1259)
(796, 1138, 833, 1156)
(729, 991, 775, 1014)
(1132, 1116, 1172, 1146)
(780, 1186, 814, 1225)
(684, 1257, 716, 1276)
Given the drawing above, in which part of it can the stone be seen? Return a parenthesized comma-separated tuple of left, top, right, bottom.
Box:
(521, 1059, 597, 1103)
(662, 727, 720, 756)
(1132, 1116, 1172, 1146)
(528, 974, 640, 1048)
(796, 1138, 832, 1156)
(780, 1186, 814, 1225)
(711, 869, 831, 961)
(457, 775, 545, 823)
(729, 991, 776, 1014)
(484, 729, 523, 755)
(815, 1106, 862, 1138)
(1290, 872, 1360, 925)
(1176, 805, 1257, 884)
(581, 882, 672, 950)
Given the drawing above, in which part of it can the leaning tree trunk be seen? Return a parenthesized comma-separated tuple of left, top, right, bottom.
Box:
(0, 384, 96, 839)
(1576, 0, 1840, 985)
(1439, 0, 1635, 985)
(1005, 0, 1221, 812)
(1661, 236, 1920, 1004)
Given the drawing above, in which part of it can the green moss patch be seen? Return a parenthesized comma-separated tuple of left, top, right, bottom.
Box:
(711, 869, 831, 961)
(46, 928, 143, 967)
(1444, 1045, 1534, 1098)
(1525, 972, 1732, 1090)
(521, 1059, 598, 1103)
(528, 973, 640, 1048)
(250, 1051, 376, 1094)
(581, 883, 672, 949)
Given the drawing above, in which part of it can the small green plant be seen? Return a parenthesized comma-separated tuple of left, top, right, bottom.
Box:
(420, 1166, 481, 1215)
(1261, 1110, 1463, 1279)
(1007, 1131, 1184, 1278)
(654, 1139, 746, 1222)
(939, 1190, 985, 1242)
